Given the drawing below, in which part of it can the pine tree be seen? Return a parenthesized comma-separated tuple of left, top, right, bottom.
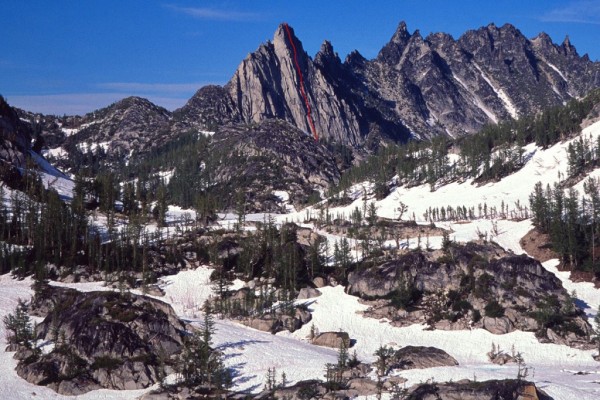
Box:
(367, 201, 378, 226)
(373, 345, 395, 377)
(3, 299, 34, 348)
(155, 182, 168, 228)
(202, 301, 215, 347)
(337, 337, 349, 369)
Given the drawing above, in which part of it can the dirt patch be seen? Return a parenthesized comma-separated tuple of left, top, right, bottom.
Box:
(519, 228, 557, 263)
(570, 270, 600, 288)
(520, 228, 600, 288)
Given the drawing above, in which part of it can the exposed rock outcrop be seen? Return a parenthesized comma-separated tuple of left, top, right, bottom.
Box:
(0, 96, 33, 188)
(391, 346, 458, 370)
(172, 85, 241, 132)
(312, 331, 351, 348)
(347, 241, 593, 347)
(407, 379, 553, 400)
(15, 285, 187, 395)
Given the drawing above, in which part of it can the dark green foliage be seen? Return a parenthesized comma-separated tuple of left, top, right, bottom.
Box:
(177, 304, 232, 390)
(484, 300, 505, 318)
(91, 355, 123, 371)
(373, 345, 395, 376)
(529, 294, 584, 337)
(297, 384, 321, 400)
(389, 276, 422, 310)
(0, 177, 184, 283)
(529, 178, 600, 274)
(3, 299, 34, 348)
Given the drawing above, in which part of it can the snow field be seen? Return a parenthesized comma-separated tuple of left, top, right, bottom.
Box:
(2, 123, 600, 398)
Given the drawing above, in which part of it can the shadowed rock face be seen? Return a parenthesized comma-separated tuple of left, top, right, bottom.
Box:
(0, 96, 33, 188)
(16, 286, 187, 395)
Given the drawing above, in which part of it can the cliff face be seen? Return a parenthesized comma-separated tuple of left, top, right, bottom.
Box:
(0, 96, 33, 187)
(225, 22, 600, 145)
(227, 24, 412, 146)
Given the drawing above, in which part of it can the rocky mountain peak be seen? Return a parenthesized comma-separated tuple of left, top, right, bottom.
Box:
(315, 40, 340, 67)
(562, 35, 578, 56)
(391, 21, 411, 44)
(344, 50, 367, 67)
(272, 23, 307, 63)
(377, 21, 414, 64)
(173, 85, 240, 132)
(33, 20, 600, 160)
(272, 23, 290, 45)
(531, 32, 557, 54)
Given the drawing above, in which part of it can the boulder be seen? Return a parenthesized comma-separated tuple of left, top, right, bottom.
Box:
(313, 277, 327, 288)
(297, 287, 321, 300)
(483, 317, 513, 335)
(243, 317, 279, 333)
(241, 306, 311, 334)
(488, 352, 516, 365)
(312, 331, 351, 348)
(408, 379, 553, 400)
(392, 346, 458, 370)
(347, 377, 379, 395)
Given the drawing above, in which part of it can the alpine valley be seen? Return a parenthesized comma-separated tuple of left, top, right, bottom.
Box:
(1, 20, 600, 400)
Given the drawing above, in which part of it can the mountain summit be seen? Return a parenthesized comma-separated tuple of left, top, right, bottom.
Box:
(220, 22, 600, 145)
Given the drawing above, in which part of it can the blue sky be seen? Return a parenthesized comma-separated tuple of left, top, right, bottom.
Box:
(1, 0, 599, 115)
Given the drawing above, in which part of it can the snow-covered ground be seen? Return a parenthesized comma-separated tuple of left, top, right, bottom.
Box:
(26, 150, 74, 200)
(1, 123, 600, 399)
(42, 147, 68, 160)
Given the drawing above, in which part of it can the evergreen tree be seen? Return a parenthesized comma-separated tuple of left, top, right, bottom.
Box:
(3, 299, 34, 348)
(155, 181, 168, 228)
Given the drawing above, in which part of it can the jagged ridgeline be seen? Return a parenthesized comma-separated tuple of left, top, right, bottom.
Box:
(20, 21, 600, 155)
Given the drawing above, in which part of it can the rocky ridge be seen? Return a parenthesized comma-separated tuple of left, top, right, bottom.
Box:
(16, 21, 599, 178)
(208, 119, 341, 212)
(224, 22, 600, 145)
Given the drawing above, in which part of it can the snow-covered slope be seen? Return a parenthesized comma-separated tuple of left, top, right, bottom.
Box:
(2, 123, 600, 399)
(28, 150, 74, 200)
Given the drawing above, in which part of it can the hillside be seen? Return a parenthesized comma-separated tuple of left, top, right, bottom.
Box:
(0, 106, 599, 399)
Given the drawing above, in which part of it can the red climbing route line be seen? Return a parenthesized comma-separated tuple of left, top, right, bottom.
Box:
(283, 23, 319, 141)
